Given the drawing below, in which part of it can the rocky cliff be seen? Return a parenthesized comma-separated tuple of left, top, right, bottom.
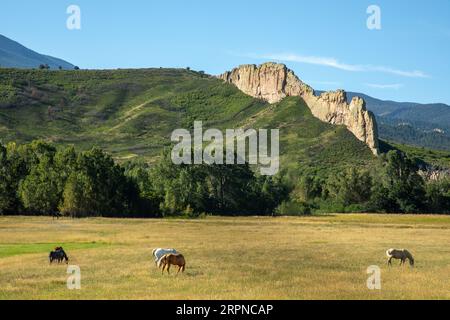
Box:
(219, 62, 379, 155)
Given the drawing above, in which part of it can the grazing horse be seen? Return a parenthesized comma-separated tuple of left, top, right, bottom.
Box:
(386, 248, 414, 267)
(49, 247, 69, 264)
(160, 253, 186, 275)
(152, 248, 178, 267)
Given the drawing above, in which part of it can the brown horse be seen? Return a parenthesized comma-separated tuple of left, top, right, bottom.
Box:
(160, 253, 186, 275)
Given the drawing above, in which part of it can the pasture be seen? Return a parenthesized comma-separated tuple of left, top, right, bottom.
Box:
(0, 214, 449, 300)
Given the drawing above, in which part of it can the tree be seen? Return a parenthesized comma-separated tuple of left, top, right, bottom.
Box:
(253, 175, 290, 215)
(385, 151, 426, 213)
(123, 160, 159, 217)
(1, 142, 30, 214)
(66, 147, 136, 217)
(326, 168, 372, 209)
(59, 172, 91, 217)
(369, 151, 426, 213)
(151, 153, 207, 216)
(426, 178, 450, 213)
(149, 148, 285, 216)
(18, 156, 60, 215)
(0, 143, 13, 214)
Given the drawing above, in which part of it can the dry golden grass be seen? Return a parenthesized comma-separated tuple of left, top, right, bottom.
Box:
(0, 214, 449, 300)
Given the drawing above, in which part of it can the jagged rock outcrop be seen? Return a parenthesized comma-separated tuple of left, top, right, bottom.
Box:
(219, 62, 379, 155)
(418, 168, 450, 181)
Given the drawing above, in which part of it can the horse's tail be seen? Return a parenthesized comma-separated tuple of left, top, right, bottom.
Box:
(180, 255, 186, 272)
(158, 254, 168, 269)
(386, 249, 393, 258)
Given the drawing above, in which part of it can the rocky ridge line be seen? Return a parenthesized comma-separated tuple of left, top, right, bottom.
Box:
(218, 62, 379, 155)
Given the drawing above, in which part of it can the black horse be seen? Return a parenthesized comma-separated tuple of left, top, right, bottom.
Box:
(49, 247, 69, 264)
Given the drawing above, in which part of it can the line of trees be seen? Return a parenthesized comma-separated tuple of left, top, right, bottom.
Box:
(1, 140, 449, 217)
(0, 140, 288, 217)
(281, 151, 450, 215)
(0, 140, 138, 217)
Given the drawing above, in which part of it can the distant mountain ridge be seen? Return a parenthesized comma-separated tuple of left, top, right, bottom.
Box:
(344, 92, 450, 127)
(0, 34, 75, 70)
(316, 90, 450, 151)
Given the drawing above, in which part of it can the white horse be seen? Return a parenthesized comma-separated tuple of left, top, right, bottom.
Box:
(386, 248, 415, 267)
(152, 248, 178, 268)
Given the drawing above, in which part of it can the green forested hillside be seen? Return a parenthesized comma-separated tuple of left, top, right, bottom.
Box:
(0, 68, 375, 174)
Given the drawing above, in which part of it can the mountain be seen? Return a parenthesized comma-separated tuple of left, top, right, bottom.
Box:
(0, 67, 378, 178)
(345, 91, 450, 128)
(315, 90, 450, 151)
(219, 63, 379, 155)
(0, 34, 75, 70)
(0, 66, 449, 174)
(377, 119, 450, 152)
(347, 92, 450, 152)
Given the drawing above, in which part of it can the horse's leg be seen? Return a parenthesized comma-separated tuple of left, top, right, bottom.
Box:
(161, 263, 166, 274)
(167, 264, 171, 274)
(387, 257, 392, 266)
(176, 265, 181, 275)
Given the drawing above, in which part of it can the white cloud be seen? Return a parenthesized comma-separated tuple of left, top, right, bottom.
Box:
(245, 53, 430, 78)
(365, 83, 404, 90)
(368, 66, 429, 78)
(261, 53, 362, 72)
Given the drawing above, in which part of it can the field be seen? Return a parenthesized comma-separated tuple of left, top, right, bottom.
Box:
(0, 214, 449, 300)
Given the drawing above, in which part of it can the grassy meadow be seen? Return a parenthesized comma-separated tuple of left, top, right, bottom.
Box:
(0, 214, 449, 300)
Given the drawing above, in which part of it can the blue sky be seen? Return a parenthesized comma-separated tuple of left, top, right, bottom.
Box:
(1, 0, 449, 104)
